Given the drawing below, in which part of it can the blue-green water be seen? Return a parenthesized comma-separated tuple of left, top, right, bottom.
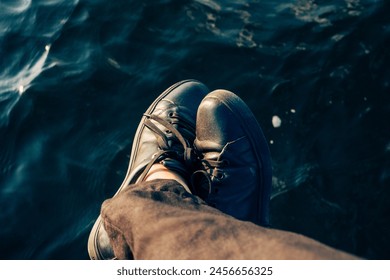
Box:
(0, 0, 389, 259)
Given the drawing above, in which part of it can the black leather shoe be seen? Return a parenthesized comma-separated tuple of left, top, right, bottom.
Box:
(192, 89, 272, 226)
(88, 80, 209, 259)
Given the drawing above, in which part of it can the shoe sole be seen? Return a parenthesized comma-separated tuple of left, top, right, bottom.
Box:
(88, 80, 209, 259)
(205, 90, 272, 225)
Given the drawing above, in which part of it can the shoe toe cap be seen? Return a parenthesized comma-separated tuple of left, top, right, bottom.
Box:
(88, 217, 115, 260)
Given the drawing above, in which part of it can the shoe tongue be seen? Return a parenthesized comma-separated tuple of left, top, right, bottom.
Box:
(194, 139, 224, 153)
(203, 152, 221, 161)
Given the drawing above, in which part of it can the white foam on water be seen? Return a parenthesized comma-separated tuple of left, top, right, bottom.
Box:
(272, 115, 282, 128)
(0, 44, 52, 96)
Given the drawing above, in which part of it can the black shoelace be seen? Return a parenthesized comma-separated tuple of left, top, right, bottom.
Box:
(138, 113, 196, 181)
(191, 158, 229, 198)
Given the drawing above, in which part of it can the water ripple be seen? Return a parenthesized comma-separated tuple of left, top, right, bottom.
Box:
(0, 0, 32, 14)
(0, 45, 52, 95)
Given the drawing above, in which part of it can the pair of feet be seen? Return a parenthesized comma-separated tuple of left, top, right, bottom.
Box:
(88, 80, 272, 259)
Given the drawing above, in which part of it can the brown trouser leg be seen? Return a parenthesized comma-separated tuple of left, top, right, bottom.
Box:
(101, 179, 359, 260)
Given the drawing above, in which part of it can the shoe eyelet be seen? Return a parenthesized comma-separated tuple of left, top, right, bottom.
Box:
(214, 172, 224, 180)
(168, 112, 174, 117)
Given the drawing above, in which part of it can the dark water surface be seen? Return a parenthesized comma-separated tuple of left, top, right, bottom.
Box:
(0, 0, 389, 259)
